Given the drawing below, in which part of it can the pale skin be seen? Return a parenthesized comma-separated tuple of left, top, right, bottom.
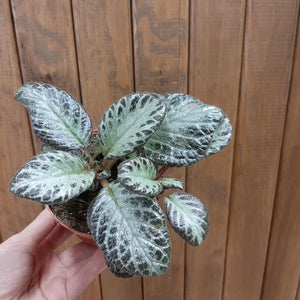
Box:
(0, 208, 106, 300)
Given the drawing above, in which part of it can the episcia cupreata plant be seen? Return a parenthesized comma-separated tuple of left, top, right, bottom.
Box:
(9, 82, 232, 278)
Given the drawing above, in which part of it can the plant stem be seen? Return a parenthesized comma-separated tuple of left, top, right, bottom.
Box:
(156, 166, 169, 179)
(100, 179, 109, 188)
(102, 159, 117, 170)
(82, 148, 95, 168)
(92, 150, 103, 161)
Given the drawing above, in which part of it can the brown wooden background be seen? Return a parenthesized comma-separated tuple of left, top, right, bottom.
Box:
(1, 0, 299, 299)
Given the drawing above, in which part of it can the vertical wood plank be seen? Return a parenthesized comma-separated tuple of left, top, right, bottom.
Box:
(11, 0, 80, 97)
(11, 1, 102, 299)
(132, 1, 189, 299)
(72, 0, 134, 126)
(133, 0, 188, 94)
(98, 269, 143, 300)
(11, 0, 81, 152)
(185, 1, 245, 299)
(261, 10, 300, 299)
(224, 1, 299, 299)
(0, 0, 41, 240)
(72, 1, 141, 300)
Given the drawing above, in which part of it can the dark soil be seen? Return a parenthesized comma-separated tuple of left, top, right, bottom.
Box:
(50, 181, 103, 234)
(51, 199, 91, 233)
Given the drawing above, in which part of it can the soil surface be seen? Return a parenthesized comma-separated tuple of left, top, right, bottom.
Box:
(50, 184, 102, 234)
(51, 199, 91, 233)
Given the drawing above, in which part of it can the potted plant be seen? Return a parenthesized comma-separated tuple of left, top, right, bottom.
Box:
(9, 82, 232, 278)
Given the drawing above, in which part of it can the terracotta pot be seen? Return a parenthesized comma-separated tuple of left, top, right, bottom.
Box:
(46, 205, 96, 246)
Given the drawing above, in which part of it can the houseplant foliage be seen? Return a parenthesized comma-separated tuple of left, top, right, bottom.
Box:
(9, 82, 232, 278)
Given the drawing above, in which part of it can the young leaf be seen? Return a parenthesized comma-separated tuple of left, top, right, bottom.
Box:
(87, 181, 171, 277)
(117, 157, 162, 196)
(98, 93, 166, 159)
(117, 158, 183, 196)
(15, 82, 93, 150)
(159, 178, 184, 190)
(164, 192, 209, 246)
(205, 117, 232, 156)
(144, 93, 232, 167)
(40, 143, 56, 153)
(9, 151, 95, 204)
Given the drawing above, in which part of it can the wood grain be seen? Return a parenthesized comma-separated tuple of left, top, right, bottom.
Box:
(223, 1, 299, 299)
(261, 9, 300, 299)
(101, 270, 143, 300)
(72, 0, 134, 126)
(0, 0, 42, 240)
(133, 0, 188, 94)
(11, 0, 79, 96)
(11, 0, 81, 152)
(132, 1, 188, 299)
(72, 1, 139, 299)
(185, 1, 245, 299)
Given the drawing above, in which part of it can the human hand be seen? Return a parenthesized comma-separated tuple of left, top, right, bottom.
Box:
(0, 208, 106, 299)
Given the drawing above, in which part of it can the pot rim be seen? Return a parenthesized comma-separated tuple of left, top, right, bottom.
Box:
(45, 205, 94, 243)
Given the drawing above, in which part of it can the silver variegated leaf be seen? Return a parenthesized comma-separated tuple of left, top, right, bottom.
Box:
(164, 192, 209, 246)
(118, 157, 161, 196)
(144, 93, 232, 167)
(40, 143, 90, 162)
(98, 93, 166, 159)
(118, 158, 183, 196)
(9, 151, 95, 204)
(206, 117, 232, 156)
(40, 143, 56, 153)
(159, 178, 184, 190)
(15, 82, 93, 150)
(87, 181, 171, 277)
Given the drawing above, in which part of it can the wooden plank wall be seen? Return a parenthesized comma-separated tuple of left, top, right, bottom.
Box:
(0, 1, 299, 299)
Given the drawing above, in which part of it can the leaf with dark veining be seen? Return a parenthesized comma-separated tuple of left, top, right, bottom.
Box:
(9, 150, 95, 204)
(98, 93, 166, 159)
(15, 82, 92, 150)
(164, 192, 209, 246)
(144, 93, 232, 167)
(118, 157, 183, 196)
(87, 181, 171, 277)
